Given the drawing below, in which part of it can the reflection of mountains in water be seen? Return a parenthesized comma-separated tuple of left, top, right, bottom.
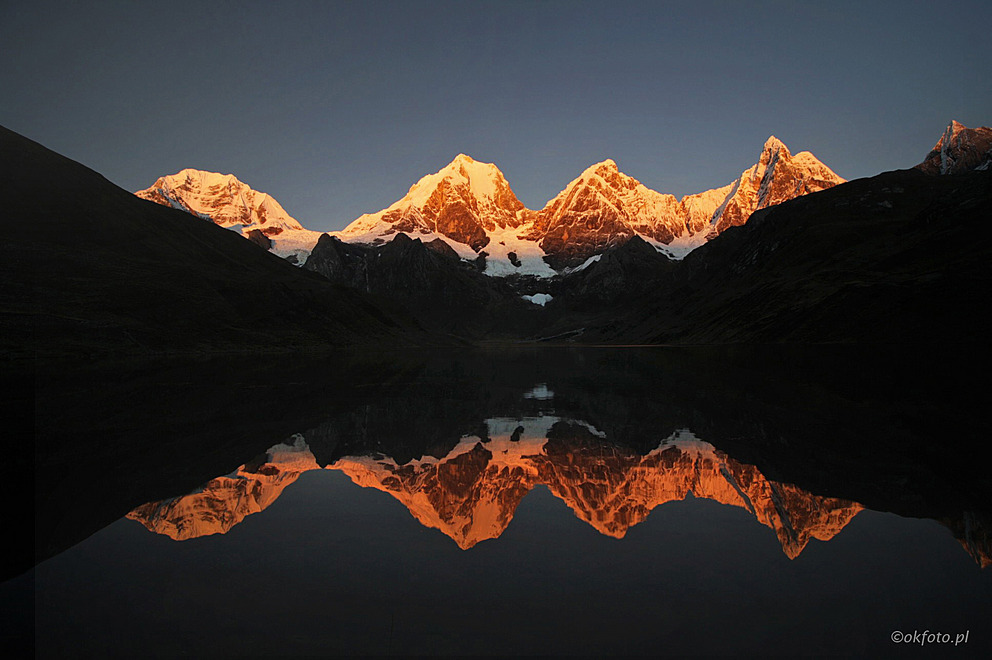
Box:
(27, 346, 989, 587)
(130, 422, 868, 560)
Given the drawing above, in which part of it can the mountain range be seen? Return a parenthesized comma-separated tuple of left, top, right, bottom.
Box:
(127, 432, 866, 559)
(136, 135, 845, 273)
(126, 425, 991, 567)
(4, 120, 990, 356)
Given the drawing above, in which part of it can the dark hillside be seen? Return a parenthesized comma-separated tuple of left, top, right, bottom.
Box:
(0, 126, 431, 359)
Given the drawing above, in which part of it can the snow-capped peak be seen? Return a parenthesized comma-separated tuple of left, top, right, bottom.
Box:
(139, 133, 845, 276)
(138, 168, 303, 229)
(390, 154, 514, 209)
(762, 135, 789, 153)
(551, 158, 638, 196)
(924, 121, 970, 159)
(338, 153, 528, 253)
(136, 168, 323, 262)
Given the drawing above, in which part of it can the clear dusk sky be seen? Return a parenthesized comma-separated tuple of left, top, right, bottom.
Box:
(2, 0, 990, 231)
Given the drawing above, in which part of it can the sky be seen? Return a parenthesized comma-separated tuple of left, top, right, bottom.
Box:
(2, 0, 990, 232)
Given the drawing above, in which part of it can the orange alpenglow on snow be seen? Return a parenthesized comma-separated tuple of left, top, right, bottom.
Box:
(128, 426, 863, 559)
(136, 136, 844, 273)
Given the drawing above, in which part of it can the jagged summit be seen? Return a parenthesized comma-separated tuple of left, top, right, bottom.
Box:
(763, 135, 788, 151)
(709, 136, 844, 235)
(915, 120, 992, 175)
(557, 159, 625, 187)
(531, 138, 843, 267)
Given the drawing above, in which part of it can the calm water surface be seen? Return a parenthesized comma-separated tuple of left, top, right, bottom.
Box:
(9, 347, 991, 656)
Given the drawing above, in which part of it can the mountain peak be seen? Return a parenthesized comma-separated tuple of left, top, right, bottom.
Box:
(432, 153, 506, 182)
(161, 168, 252, 193)
(340, 153, 526, 252)
(177, 167, 237, 180)
(581, 159, 619, 177)
(135, 168, 321, 261)
(916, 120, 992, 175)
(411, 154, 511, 200)
(938, 120, 968, 148)
(707, 135, 843, 235)
(763, 135, 789, 153)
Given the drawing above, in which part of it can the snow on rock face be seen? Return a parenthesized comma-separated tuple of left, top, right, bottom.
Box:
(528, 159, 684, 269)
(338, 154, 529, 253)
(480, 226, 559, 277)
(136, 169, 323, 262)
(138, 169, 302, 231)
(710, 136, 845, 234)
(915, 120, 992, 175)
(519, 139, 843, 269)
(522, 293, 553, 306)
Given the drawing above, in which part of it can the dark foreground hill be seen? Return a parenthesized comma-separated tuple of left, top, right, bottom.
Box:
(547, 168, 992, 344)
(0, 126, 431, 359)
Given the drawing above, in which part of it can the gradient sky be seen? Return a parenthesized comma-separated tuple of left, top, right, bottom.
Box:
(3, 0, 990, 232)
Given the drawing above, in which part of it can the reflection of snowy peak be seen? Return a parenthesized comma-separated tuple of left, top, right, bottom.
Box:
(915, 120, 992, 175)
(337, 427, 862, 556)
(538, 429, 862, 558)
(126, 436, 318, 540)
(127, 424, 991, 566)
(130, 423, 863, 557)
(334, 422, 554, 549)
(136, 169, 323, 262)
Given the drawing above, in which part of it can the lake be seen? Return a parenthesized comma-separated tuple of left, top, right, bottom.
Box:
(8, 347, 991, 656)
